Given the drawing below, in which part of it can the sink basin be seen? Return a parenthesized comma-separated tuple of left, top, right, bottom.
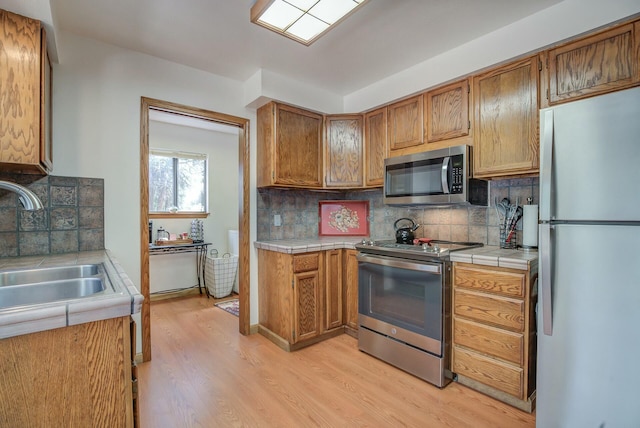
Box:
(0, 264, 99, 286)
(0, 264, 110, 309)
(0, 278, 106, 309)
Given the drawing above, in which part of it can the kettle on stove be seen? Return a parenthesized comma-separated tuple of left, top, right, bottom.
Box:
(394, 218, 421, 244)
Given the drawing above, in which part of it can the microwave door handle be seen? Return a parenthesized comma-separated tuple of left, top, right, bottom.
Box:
(441, 156, 451, 194)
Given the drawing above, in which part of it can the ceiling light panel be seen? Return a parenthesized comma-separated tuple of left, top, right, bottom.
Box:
(308, 0, 359, 25)
(257, 0, 304, 30)
(251, 0, 368, 46)
(286, 13, 329, 41)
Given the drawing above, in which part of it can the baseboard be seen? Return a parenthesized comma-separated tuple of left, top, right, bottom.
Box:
(454, 373, 536, 413)
(150, 287, 201, 301)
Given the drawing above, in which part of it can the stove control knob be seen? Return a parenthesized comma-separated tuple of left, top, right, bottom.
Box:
(369, 240, 375, 246)
(361, 239, 367, 245)
(433, 244, 440, 253)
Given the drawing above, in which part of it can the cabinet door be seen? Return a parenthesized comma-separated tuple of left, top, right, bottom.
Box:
(324, 249, 343, 330)
(293, 270, 320, 343)
(343, 249, 359, 330)
(0, 11, 44, 173)
(276, 104, 323, 187)
(473, 56, 539, 178)
(388, 94, 424, 151)
(363, 107, 388, 187)
(547, 22, 639, 105)
(325, 115, 363, 188)
(40, 27, 52, 172)
(425, 79, 470, 143)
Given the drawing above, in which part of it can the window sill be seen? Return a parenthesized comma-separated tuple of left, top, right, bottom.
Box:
(149, 212, 210, 219)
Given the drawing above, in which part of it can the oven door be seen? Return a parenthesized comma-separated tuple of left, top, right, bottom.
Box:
(357, 253, 445, 356)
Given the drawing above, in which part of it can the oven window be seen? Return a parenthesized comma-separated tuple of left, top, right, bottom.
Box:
(359, 261, 442, 341)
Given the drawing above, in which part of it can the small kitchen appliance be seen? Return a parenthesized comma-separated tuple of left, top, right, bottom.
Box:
(384, 145, 488, 206)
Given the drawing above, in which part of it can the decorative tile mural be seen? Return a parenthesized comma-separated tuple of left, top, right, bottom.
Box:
(0, 174, 105, 258)
(257, 177, 539, 246)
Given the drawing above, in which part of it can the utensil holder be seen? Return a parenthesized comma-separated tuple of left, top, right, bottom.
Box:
(500, 225, 517, 249)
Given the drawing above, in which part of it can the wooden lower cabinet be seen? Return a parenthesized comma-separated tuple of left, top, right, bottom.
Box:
(0, 316, 135, 427)
(258, 249, 348, 350)
(343, 249, 359, 334)
(452, 262, 537, 412)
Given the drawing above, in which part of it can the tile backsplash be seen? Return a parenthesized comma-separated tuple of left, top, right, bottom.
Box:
(258, 177, 539, 246)
(0, 173, 105, 257)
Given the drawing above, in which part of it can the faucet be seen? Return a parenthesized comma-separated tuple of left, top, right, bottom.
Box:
(0, 180, 44, 210)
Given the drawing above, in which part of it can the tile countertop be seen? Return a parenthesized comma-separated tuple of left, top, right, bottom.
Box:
(449, 246, 538, 271)
(0, 250, 143, 339)
(255, 239, 538, 271)
(254, 237, 368, 254)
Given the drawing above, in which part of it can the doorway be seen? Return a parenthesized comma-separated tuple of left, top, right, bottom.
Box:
(140, 97, 250, 362)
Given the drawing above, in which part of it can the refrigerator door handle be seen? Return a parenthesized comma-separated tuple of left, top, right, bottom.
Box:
(539, 223, 553, 335)
(540, 110, 554, 221)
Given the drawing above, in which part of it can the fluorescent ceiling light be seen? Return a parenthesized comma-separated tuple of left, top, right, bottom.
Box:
(251, 0, 368, 46)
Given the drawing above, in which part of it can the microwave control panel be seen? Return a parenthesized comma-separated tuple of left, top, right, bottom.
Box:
(451, 155, 464, 194)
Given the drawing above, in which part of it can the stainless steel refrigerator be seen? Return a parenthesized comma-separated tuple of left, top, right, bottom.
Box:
(537, 86, 640, 427)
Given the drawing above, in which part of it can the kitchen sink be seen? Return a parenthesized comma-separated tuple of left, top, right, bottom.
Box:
(0, 264, 110, 309)
(0, 264, 100, 286)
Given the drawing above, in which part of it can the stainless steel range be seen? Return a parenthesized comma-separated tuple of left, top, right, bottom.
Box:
(355, 239, 482, 387)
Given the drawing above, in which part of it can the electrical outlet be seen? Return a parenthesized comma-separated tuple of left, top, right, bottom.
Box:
(274, 214, 282, 227)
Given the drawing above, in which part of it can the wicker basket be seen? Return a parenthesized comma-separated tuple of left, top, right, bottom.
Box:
(205, 253, 238, 298)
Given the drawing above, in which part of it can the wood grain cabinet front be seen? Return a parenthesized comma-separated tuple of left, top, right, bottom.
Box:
(257, 102, 323, 188)
(451, 262, 537, 412)
(258, 249, 347, 351)
(473, 56, 539, 178)
(0, 317, 134, 427)
(324, 115, 364, 188)
(424, 79, 471, 144)
(545, 21, 640, 106)
(363, 107, 388, 187)
(388, 94, 424, 152)
(0, 10, 52, 174)
(343, 249, 359, 334)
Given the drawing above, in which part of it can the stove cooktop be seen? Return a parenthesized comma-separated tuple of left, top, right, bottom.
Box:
(355, 239, 483, 262)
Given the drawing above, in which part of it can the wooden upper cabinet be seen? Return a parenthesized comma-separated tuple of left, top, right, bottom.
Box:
(425, 79, 470, 143)
(388, 94, 424, 151)
(324, 115, 363, 188)
(257, 102, 323, 188)
(546, 22, 640, 105)
(0, 10, 52, 174)
(473, 56, 539, 178)
(363, 107, 388, 187)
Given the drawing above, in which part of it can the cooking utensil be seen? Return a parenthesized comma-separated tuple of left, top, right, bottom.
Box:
(394, 218, 421, 244)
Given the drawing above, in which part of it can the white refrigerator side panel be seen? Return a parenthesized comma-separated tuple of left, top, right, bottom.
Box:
(540, 87, 640, 222)
(537, 224, 640, 428)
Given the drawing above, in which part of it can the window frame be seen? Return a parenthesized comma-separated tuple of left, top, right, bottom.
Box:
(148, 149, 209, 218)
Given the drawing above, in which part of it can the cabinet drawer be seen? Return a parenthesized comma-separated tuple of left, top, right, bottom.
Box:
(293, 253, 320, 273)
(454, 289, 524, 332)
(454, 264, 525, 298)
(453, 346, 523, 398)
(454, 317, 524, 365)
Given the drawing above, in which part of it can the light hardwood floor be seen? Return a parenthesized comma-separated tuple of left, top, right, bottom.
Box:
(138, 296, 536, 427)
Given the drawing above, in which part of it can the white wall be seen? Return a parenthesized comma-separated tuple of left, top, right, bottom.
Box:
(51, 31, 259, 332)
(148, 121, 239, 294)
(344, 0, 640, 112)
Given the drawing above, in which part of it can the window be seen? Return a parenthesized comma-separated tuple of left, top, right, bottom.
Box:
(149, 149, 208, 214)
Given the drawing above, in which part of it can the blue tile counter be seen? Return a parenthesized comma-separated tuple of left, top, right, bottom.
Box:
(449, 246, 538, 270)
(254, 237, 368, 254)
(0, 250, 143, 339)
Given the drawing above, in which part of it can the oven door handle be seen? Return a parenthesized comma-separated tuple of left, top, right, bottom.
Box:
(356, 253, 442, 274)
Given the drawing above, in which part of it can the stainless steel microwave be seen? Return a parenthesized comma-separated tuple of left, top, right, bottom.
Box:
(383, 145, 487, 206)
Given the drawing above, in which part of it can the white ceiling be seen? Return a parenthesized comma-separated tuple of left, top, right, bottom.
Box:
(18, 0, 561, 96)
